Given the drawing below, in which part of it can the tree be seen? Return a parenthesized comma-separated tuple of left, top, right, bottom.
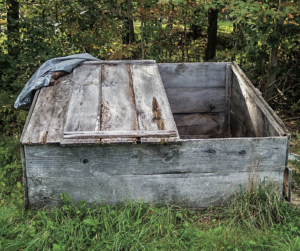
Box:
(205, 7, 218, 60)
(6, 0, 19, 59)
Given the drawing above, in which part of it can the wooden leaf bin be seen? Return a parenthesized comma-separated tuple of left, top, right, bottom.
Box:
(20, 60, 291, 210)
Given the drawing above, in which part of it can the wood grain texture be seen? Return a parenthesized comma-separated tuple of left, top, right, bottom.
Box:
(231, 76, 279, 137)
(25, 137, 287, 179)
(231, 63, 288, 137)
(82, 60, 156, 65)
(158, 62, 227, 88)
(165, 87, 226, 114)
(101, 64, 138, 144)
(173, 113, 225, 138)
(28, 171, 283, 210)
(130, 64, 179, 143)
(20, 145, 29, 209)
(225, 64, 232, 137)
(46, 74, 73, 144)
(64, 130, 177, 139)
(62, 65, 102, 145)
(230, 112, 250, 137)
(21, 85, 61, 144)
(20, 89, 40, 144)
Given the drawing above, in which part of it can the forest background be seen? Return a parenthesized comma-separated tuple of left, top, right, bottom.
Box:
(1, 0, 300, 250)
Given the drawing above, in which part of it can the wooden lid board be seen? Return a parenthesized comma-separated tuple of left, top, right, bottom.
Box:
(21, 61, 179, 145)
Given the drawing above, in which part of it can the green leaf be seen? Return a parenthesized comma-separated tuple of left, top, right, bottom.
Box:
(83, 219, 98, 227)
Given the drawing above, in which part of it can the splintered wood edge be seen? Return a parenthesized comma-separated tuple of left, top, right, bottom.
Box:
(64, 130, 177, 139)
(20, 89, 41, 144)
(232, 62, 289, 137)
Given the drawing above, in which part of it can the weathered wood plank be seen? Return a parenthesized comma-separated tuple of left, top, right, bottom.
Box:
(20, 146, 29, 209)
(21, 86, 58, 144)
(64, 130, 177, 139)
(165, 88, 226, 113)
(46, 74, 73, 144)
(158, 63, 227, 88)
(130, 64, 179, 143)
(231, 79, 279, 137)
(27, 171, 283, 210)
(25, 137, 287, 178)
(230, 112, 249, 137)
(173, 113, 225, 138)
(232, 62, 288, 136)
(82, 60, 156, 65)
(20, 89, 40, 144)
(100, 64, 139, 144)
(225, 64, 232, 137)
(62, 65, 102, 145)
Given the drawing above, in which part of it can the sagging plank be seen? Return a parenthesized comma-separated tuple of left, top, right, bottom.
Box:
(173, 113, 225, 137)
(64, 130, 177, 139)
(101, 64, 139, 144)
(62, 64, 102, 145)
(158, 62, 228, 88)
(25, 137, 287, 178)
(231, 62, 288, 136)
(130, 64, 179, 143)
(166, 88, 226, 113)
(231, 78, 279, 137)
(28, 171, 283, 210)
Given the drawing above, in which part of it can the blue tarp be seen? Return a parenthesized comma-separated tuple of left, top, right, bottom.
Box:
(14, 53, 100, 110)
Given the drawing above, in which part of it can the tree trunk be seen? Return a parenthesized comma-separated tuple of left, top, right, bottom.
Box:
(140, 0, 144, 59)
(265, 0, 283, 100)
(127, 0, 135, 44)
(205, 8, 218, 61)
(6, 0, 19, 59)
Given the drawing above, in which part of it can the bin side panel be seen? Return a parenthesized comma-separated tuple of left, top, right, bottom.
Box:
(28, 171, 283, 210)
(158, 63, 229, 139)
(25, 136, 287, 209)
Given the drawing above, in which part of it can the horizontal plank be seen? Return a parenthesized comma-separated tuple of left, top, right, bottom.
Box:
(174, 113, 225, 137)
(165, 87, 226, 113)
(28, 171, 283, 210)
(158, 63, 228, 88)
(82, 60, 156, 65)
(64, 130, 177, 139)
(25, 137, 287, 179)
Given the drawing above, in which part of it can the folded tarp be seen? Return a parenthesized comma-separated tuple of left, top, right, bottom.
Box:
(14, 53, 101, 110)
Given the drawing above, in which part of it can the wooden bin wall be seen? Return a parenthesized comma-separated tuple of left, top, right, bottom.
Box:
(21, 62, 290, 210)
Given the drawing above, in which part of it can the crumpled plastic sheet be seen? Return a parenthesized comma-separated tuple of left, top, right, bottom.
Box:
(14, 53, 101, 110)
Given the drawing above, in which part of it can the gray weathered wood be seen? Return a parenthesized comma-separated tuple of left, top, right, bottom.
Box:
(158, 63, 227, 88)
(62, 64, 102, 145)
(20, 145, 29, 209)
(82, 60, 156, 65)
(25, 137, 287, 178)
(21, 86, 59, 144)
(20, 89, 40, 144)
(231, 76, 279, 137)
(173, 113, 225, 138)
(232, 62, 288, 136)
(230, 112, 250, 137)
(64, 130, 177, 139)
(46, 74, 73, 144)
(27, 171, 283, 210)
(101, 64, 139, 144)
(225, 64, 232, 137)
(165, 87, 226, 114)
(131, 64, 179, 143)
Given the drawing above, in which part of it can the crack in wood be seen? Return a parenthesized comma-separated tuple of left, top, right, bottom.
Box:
(152, 97, 165, 130)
